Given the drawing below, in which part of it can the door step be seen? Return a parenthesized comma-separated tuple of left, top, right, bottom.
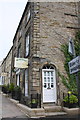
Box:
(43, 106, 67, 117)
(43, 106, 62, 112)
(45, 112, 67, 116)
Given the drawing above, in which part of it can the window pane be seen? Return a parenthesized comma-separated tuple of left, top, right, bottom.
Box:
(44, 83, 46, 88)
(44, 77, 46, 82)
(51, 83, 54, 88)
(47, 72, 50, 76)
(25, 69, 28, 96)
(26, 34, 29, 56)
(25, 69, 28, 81)
(51, 77, 54, 82)
(17, 74, 20, 86)
(51, 71, 53, 76)
(44, 71, 46, 76)
(27, 10, 30, 22)
(48, 77, 50, 82)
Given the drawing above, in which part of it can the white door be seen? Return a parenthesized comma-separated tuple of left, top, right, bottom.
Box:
(42, 69, 57, 103)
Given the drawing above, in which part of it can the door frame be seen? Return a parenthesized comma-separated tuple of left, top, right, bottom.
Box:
(42, 67, 57, 103)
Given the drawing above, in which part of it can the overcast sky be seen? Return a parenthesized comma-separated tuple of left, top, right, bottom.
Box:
(0, 0, 28, 61)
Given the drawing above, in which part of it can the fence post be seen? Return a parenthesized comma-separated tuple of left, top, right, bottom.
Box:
(68, 93, 70, 108)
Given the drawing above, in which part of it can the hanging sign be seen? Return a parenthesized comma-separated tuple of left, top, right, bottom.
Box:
(14, 57, 28, 68)
(68, 56, 80, 74)
(0, 72, 8, 76)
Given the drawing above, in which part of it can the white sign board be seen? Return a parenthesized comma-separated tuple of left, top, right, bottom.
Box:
(14, 57, 28, 68)
(68, 56, 80, 74)
(0, 72, 8, 76)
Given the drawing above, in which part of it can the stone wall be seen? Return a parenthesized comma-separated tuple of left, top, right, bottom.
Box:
(31, 2, 79, 104)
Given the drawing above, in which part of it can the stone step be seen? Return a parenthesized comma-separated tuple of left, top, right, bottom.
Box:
(45, 112, 67, 116)
(44, 106, 62, 112)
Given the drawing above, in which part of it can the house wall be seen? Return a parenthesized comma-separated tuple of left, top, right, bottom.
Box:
(31, 2, 79, 104)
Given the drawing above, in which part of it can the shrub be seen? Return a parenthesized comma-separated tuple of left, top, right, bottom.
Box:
(63, 94, 78, 104)
(13, 86, 21, 101)
(2, 84, 8, 93)
(8, 83, 14, 92)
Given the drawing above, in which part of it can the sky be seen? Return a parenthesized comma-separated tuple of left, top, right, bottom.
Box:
(0, 0, 28, 61)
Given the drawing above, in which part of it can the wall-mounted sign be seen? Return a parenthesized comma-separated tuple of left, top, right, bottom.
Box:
(14, 57, 28, 68)
(0, 72, 8, 76)
(68, 56, 80, 74)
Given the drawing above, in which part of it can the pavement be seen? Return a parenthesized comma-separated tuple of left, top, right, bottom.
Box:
(0, 92, 80, 120)
(0, 92, 28, 119)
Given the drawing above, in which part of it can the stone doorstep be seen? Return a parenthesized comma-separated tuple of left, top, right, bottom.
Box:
(63, 107, 80, 115)
(45, 112, 67, 116)
(44, 106, 62, 112)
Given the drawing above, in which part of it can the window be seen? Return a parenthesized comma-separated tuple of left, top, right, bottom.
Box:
(27, 10, 30, 22)
(25, 69, 28, 96)
(26, 34, 30, 56)
(43, 65, 55, 89)
(19, 29, 22, 38)
(16, 74, 20, 86)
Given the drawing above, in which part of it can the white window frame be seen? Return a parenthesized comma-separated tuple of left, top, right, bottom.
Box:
(26, 34, 30, 56)
(16, 74, 20, 86)
(27, 10, 30, 22)
(25, 69, 28, 96)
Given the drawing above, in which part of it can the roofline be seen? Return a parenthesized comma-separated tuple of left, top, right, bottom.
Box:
(13, 2, 29, 43)
(1, 46, 13, 65)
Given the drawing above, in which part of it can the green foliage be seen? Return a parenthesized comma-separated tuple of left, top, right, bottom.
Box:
(60, 31, 80, 94)
(31, 99, 37, 104)
(63, 94, 78, 104)
(2, 84, 9, 93)
(74, 31, 80, 56)
(14, 86, 21, 92)
(9, 83, 14, 92)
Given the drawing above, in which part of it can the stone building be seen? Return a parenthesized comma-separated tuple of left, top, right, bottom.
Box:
(0, 59, 6, 85)
(1, 47, 12, 85)
(0, 61, 3, 85)
(11, 2, 79, 107)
